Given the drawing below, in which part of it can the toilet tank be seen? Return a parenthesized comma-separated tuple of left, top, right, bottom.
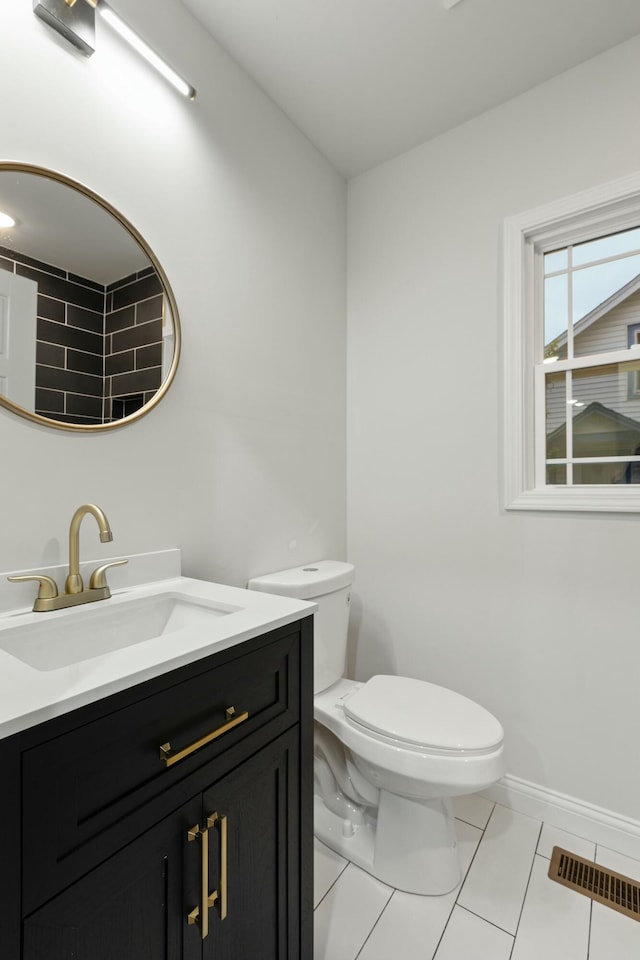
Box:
(247, 561, 354, 694)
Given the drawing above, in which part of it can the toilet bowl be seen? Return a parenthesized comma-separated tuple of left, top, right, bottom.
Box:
(248, 561, 505, 895)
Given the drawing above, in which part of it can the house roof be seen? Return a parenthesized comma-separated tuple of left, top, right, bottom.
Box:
(552, 271, 640, 351)
(547, 400, 640, 458)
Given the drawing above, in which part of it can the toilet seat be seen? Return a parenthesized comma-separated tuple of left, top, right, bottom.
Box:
(315, 677, 505, 799)
(343, 675, 503, 753)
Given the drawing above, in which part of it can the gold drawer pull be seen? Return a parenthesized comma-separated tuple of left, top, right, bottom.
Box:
(208, 812, 228, 920)
(160, 707, 249, 768)
(187, 823, 210, 940)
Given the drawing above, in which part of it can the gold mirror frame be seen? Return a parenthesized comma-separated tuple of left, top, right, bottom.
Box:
(0, 162, 181, 431)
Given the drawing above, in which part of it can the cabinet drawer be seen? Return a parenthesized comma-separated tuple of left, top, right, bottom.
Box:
(22, 629, 300, 912)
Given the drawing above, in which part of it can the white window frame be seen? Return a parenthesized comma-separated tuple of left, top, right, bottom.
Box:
(503, 171, 640, 512)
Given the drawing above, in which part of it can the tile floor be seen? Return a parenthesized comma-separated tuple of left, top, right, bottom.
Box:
(313, 794, 640, 960)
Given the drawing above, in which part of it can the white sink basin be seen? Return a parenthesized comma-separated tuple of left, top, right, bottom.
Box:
(0, 592, 242, 671)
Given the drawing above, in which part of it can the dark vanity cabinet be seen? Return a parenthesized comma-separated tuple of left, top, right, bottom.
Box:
(0, 617, 313, 960)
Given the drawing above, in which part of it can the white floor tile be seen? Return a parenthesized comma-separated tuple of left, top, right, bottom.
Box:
(511, 854, 590, 960)
(433, 906, 513, 960)
(315, 837, 348, 908)
(452, 794, 495, 830)
(456, 818, 485, 878)
(596, 844, 640, 881)
(457, 803, 541, 934)
(589, 846, 640, 960)
(314, 801, 638, 960)
(356, 889, 453, 960)
(314, 863, 392, 960)
(357, 820, 482, 960)
(537, 823, 596, 861)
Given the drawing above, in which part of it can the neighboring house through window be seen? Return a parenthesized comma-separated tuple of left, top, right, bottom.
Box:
(503, 172, 640, 511)
(627, 321, 640, 398)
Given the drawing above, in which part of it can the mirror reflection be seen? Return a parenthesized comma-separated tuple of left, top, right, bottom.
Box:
(0, 164, 179, 430)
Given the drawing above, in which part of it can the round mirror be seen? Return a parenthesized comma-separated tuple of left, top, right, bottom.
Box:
(0, 163, 180, 430)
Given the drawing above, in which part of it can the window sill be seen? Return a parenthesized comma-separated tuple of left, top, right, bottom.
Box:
(506, 487, 640, 513)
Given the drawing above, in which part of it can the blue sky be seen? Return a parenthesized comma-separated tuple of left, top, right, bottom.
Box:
(544, 228, 640, 347)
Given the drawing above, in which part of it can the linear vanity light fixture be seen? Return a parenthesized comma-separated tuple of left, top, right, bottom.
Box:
(33, 0, 196, 99)
(98, 4, 197, 99)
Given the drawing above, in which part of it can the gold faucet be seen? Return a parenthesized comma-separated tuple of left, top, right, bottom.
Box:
(8, 503, 127, 612)
(65, 504, 113, 594)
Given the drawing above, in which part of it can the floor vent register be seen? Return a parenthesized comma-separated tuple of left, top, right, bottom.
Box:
(548, 846, 640, 923)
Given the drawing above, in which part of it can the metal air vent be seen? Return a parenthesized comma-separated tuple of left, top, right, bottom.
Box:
(549, 846, 640, 922)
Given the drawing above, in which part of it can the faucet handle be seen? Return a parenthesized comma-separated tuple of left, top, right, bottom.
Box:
(89, 559, 128, 591)
(8, 574, 59, 600)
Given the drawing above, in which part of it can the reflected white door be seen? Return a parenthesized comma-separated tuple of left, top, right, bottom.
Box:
(0, 269, 38, 410)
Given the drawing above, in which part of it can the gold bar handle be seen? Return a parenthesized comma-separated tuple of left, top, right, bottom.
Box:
(160, 707, 249, 768)
(208, 812, 228, 920)
(186, 823, 210, 940)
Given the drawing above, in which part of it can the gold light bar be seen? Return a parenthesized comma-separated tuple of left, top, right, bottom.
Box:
(99, 3, 196, 99)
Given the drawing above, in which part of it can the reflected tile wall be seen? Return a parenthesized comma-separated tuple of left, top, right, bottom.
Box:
(104, 268, 163, 422)
(0, 247, 163, 425)
(0, 244, 105, 425)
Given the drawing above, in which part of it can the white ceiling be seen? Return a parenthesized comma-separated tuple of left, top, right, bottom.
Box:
(0, 170, 150, 286)
(180, 0, 640, 178)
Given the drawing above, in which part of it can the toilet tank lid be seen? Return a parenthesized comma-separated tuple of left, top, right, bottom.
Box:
(247, 560, 354, 599)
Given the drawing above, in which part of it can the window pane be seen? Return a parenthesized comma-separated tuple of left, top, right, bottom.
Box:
(573, 227, 640, 267)
(544, 274, 568, 357)
(573, 462, 628, 484)
(573, 255, 640, 357)
(544, 249, 568, 274)
(546, 464, 566, 485)
(545, 371, 566, 459)
(570, 361, 640, 458)
(610, 459, 640, 484)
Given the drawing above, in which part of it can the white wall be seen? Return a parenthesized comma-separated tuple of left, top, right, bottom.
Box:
(0, 1, 346, 586)
(347, 34, 640, 821)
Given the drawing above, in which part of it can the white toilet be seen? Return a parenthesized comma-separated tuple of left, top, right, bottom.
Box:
(248, 560, 505, 895)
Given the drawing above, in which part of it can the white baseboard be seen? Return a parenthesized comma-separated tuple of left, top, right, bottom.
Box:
(481, 775, 640, 861)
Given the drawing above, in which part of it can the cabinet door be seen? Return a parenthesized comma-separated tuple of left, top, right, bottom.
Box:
(194, 728, 301, 960)
(23, 797, 202, 960)
(22, 630, 300, 914)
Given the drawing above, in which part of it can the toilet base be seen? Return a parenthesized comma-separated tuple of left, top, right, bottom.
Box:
(314, 789, 461, 896)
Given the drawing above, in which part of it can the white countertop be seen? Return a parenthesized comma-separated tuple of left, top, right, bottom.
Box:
(0, 575, 315, 740)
